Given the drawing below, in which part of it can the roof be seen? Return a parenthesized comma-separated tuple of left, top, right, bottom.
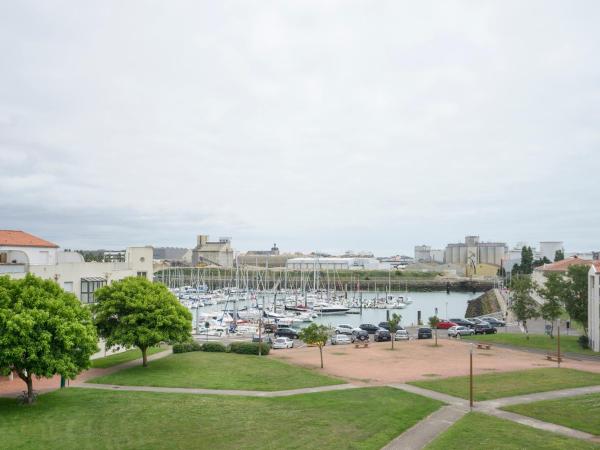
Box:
(0, 230, 59, 248)
(536, 256, 593, 273)
(591, 261, 600, 272)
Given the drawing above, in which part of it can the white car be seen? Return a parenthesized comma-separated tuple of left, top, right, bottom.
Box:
(448, 326, 475, 337)
(335, 324, 354, 335)
(394, 329, 410, 341)
(330, 334, 352, 345)
(272, 337, 294, 349)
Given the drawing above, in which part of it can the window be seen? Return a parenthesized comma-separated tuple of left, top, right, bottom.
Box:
(63, 281, 73, 292)
(137, 271, 147, 278)
(80, 277, 106, 304)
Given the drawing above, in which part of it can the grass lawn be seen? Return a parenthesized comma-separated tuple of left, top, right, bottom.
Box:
(88, 351, 343, 391)
(90, 345, 168, 369)
(425, 412, 599, 450)
(410, 368, 600, 401)
(463, 333, 599, 356)
(504, 392, 600, 435)
(0, 387, 443, 450)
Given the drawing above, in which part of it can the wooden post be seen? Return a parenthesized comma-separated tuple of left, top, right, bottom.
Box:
(469, 344, 474, 409)
(557, 319, 561, 368)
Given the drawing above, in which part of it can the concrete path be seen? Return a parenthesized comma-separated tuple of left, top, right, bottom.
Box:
(387, 383, 600, 449)
(72, 382, 360, 397)
(381, 405, 467, 450)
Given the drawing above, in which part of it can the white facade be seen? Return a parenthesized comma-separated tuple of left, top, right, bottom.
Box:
(3, 246, 154, 304)
(286, 257, 352, 271)
(540, 241, 564, 261)
(589, 263, 600, 352)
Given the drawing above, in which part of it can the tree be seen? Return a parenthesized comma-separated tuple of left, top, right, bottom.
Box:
(537, 272, 564, 338)
(0, 274, 98, 404)
(387, 313, 402, 350)
(298, 323, 329, 368)
(554, 249, 565, 262)
(428, 316, 440, 346)
(510, 276, 539, 339)
(520, 246, 534, 275)
(562, 265, 590, 335)
(533, 257, 551, 268)
(93, 277, 192, 367)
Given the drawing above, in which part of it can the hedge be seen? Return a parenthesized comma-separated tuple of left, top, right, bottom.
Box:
(200, 342, 227, 352)
(229, 342, 271, 356)
(172, 341, 203, 353)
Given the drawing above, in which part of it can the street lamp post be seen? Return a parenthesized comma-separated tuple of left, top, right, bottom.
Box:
(557, 319, 561, 368)
(469, 344, 474, 409)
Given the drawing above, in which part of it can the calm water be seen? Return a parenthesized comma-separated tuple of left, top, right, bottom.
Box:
(190, 290, 479, 329)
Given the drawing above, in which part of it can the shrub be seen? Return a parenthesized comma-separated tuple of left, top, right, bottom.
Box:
(172, 341, 203, 353)
(578, 335, 589, 349)
(201, 342, 227, 352)
(229, 342, 270, 356)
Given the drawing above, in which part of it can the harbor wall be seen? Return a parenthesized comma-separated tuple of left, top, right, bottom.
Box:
(465, 289, 503, 318)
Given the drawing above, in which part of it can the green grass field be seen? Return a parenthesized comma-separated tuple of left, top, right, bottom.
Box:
(463, 333, 599, 356)
(90, 345, 168, 369)
(425, 412, 599, 449)
(0, 387, 442, 450)
(410, 368, 600, 401)
(504, 393, 600, 435)
(88, 351, 343, 391)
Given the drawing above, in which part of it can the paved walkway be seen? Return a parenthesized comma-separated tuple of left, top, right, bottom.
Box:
(73, 382, 359, 397)
(384, 383, 600, 449)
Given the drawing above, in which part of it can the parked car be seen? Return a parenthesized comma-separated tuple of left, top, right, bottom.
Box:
(378, 321, 390, 330)
(264, 323, 278, 333)
(351, 330, 370, 343)
(449, 318, 476, 328)
(331, 334, 352, 345)
(447, 326, 475, 337)
(272, 337, 294, 349)
(468, 318, 490, 326)
(417, 328, 433, 339)
(274, 327, 299, 339)
(359, 323, 380, 334)
(394, 329, 410, 341)
(436, 320, 458, 330)
(252, 335, 273, 344)
(335, 324, 355, 335)
(474, 324, 497, 335)
(481, 317, 506, 327)
(374, 329, 392, 342)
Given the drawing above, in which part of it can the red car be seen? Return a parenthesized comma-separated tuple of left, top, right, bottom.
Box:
(436, 320, 457, 329)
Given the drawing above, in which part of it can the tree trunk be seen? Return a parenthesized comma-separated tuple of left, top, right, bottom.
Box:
(523, 321, 529, 340)
(391, 334, 394, 350)
(17, 370, 34, 404)
(319, 345, 323, 369)
(141, 346, 148, 367)
(435, 330, 438, 346)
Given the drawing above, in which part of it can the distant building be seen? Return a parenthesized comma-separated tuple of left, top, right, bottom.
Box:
(246, 243, 280, 256)
(588, 261, 600, 352)
(286, 257, 381, 271)
(191, 235, 234, 268)
(444, 236, 507, 267)
(0, 230, 153, 303)
(153, 247, 189, 261)
(103, 250, 126, 263)
(539, 241, 564, 261)
(414, 245, 432, 262)
(532, 256, 594, 287)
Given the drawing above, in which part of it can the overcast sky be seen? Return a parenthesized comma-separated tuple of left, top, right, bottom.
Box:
(1, 1, 599, 255)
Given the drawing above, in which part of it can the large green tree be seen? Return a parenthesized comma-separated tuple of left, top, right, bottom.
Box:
(562, 264, 590, 335)
(510, 276, 539, 339)
(537, 272, 564, 338)
(298, 323, 330, 368)
(0, 274, 98, 404)
(93, 277, 192, 366)
(520, 246, 534, 275)
(554, 249, 565, 262)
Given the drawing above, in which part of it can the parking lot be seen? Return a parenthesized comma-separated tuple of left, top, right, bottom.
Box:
(269, 336, 600, 385)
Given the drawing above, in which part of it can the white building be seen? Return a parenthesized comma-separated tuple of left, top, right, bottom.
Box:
(191, 235, 234, 268)
(444, 236, 507, 266)
(589, 262, 600, 352)
(540, 241, 564, 261)
(286, 257, 381, 271)
(0, 230, 154, 304)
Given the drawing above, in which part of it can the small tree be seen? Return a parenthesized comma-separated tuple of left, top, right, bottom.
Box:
(554, 249, 565, 262)
(298, 323, 329, 368)
(510, 276, 539, 339)
(93, 277, 192, 367)
(537, 272, 564, 338)
(428, 315, 440, 346)
(387, 313, 402, 350)
(0, 274, 98, 404)
(562, 265, 590, 335)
